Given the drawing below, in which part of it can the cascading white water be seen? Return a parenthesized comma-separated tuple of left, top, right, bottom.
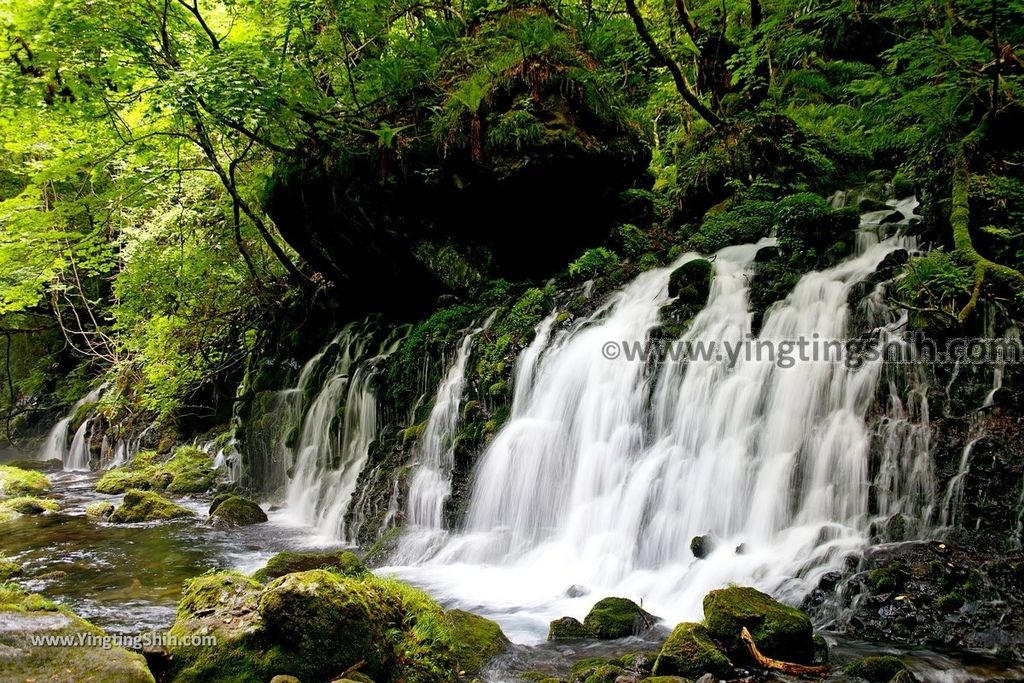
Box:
(397, 314, 497, 561)
(37, 386, 103, 470)
(283, 324, 404, 541)
(386, 198, 932, 642)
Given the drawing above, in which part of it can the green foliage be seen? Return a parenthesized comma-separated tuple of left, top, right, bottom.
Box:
(568, 248, 620, 280)
(616, 224, 651, 258)
(897, 251, 974, 326)
(685, 200, 774, 253)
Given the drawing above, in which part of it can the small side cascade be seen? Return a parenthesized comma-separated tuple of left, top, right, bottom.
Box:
(396, 312, 497, 561)
(37, 385, 104, 470)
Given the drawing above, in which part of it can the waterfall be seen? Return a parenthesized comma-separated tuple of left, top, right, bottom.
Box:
(387, 199, 930, 640)
(37, 386, 103, 470)
(66, 420, 92, 471)
(397, 313, 496, 561)
(282, 324, 404, 541)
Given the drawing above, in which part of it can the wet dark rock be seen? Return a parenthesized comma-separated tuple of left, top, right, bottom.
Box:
(566, 584, 590, 598)
(690, 534, 715, 559)
(813, 541, 1024, 659)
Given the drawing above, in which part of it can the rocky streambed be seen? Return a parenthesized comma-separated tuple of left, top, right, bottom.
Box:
(1, 457, 1023, 682)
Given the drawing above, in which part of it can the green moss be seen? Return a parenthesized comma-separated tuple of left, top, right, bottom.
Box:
(844, 655, 909, 682)
(616, 224, 651, 258)
(568, 248, 620, 280)
(0, 555, 22, 581)
(702, 586, 814, 663)
(548, 616, 592, 640)
(85, 500, 115, 519)
(109, 490, 194, 523)
(0, 466, 50, 497)
(937, 591, 965, 612)
(170, 570, 467, 683)
(447, 608, 509, 675)
(96, 445, 215, 495)
(252, 550, 367, 583)
(582, 597, 653, 639)
(685, 200, 774, 253)
(652, 622, 732, 678)
(0, 496, 60, 515)
(95, 468, 151, 494)
(208, 496, 267, 528)
(163, 445, 217, 493)
(868, 565, 901, 593)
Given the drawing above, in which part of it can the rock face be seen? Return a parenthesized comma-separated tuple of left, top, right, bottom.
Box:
(252, 550, 367, 582)
(0, 584, 154, 682)
(812, 541, 1024, 659)
(582, 597, 656, 639)
(207, 496, 267, 528)
(168, 569, 508, 682)
(703, 586, 814, 663)
(652, 622, 733, 678)
(108, 490, 194, 523)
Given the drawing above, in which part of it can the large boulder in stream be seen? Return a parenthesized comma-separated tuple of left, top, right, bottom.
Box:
(252, 550, 367, 582)
(583, 596, 656, 639)
(168, 569, 508, 682)
(109, 490, 194, 523)
(207, 496, 267, 528)
(703, 586, 814, 663)
(652, 622, 733, 678)
(96, 446, 216, 495)
(0, 583, 154, 682)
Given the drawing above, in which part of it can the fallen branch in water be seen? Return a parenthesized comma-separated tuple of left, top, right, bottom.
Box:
(741, 627, 831, 677)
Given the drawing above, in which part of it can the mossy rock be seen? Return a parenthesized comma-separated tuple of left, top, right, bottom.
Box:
(652, 622, 732, 678)
(162, 446, 217, 493)
(0, 583, 154, 682)
(5, 458, 63, 472)
(642, 677, 692, 683)
(0, 465, 50, 497)
(96, 446, 216, 496)
(583, 597, 655, 639)
(702, 586, 813, 663)
(95, 468, 152, 494)
(447, 608, 509, 675)
(0, 555, 22, 580)
(0, 496, 60, 515)
(169, 570, 464, 683)
(209, 491, 233, 515)
(208, 496, 267, 528)
(109, 490, 194, 523)
(571, 659, 625, 683)
(845, 655, 910, 682)
(252, 550, 367, 583)
(548, 615, 592, 640)
(85, 500, 116, 520)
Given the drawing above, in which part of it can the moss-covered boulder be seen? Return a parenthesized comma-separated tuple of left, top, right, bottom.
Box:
(0, 465, 50, 497)
(548, 615, 592, 640)
(161, 446, 217, 493)
(0, 496, 60, 515)
(0, 555, 22, 580)
(207, 496, 267, 528)
(5, 458, 63, 472)
(652, 622, 732, 678)
(845, 655, 910, 682)
(447, 608, 509, 675)
(168, 569, 474, 683)
(95, 468, 152, 494)
(0, 583, 154, 682)
(702, 586, 814, 663)
(96, 446, 216, 495)
(109, 490, 194, 523)
(85, 500, 116, 519)
(583, 597, 655, 639)
(252, 550, 367, 582)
